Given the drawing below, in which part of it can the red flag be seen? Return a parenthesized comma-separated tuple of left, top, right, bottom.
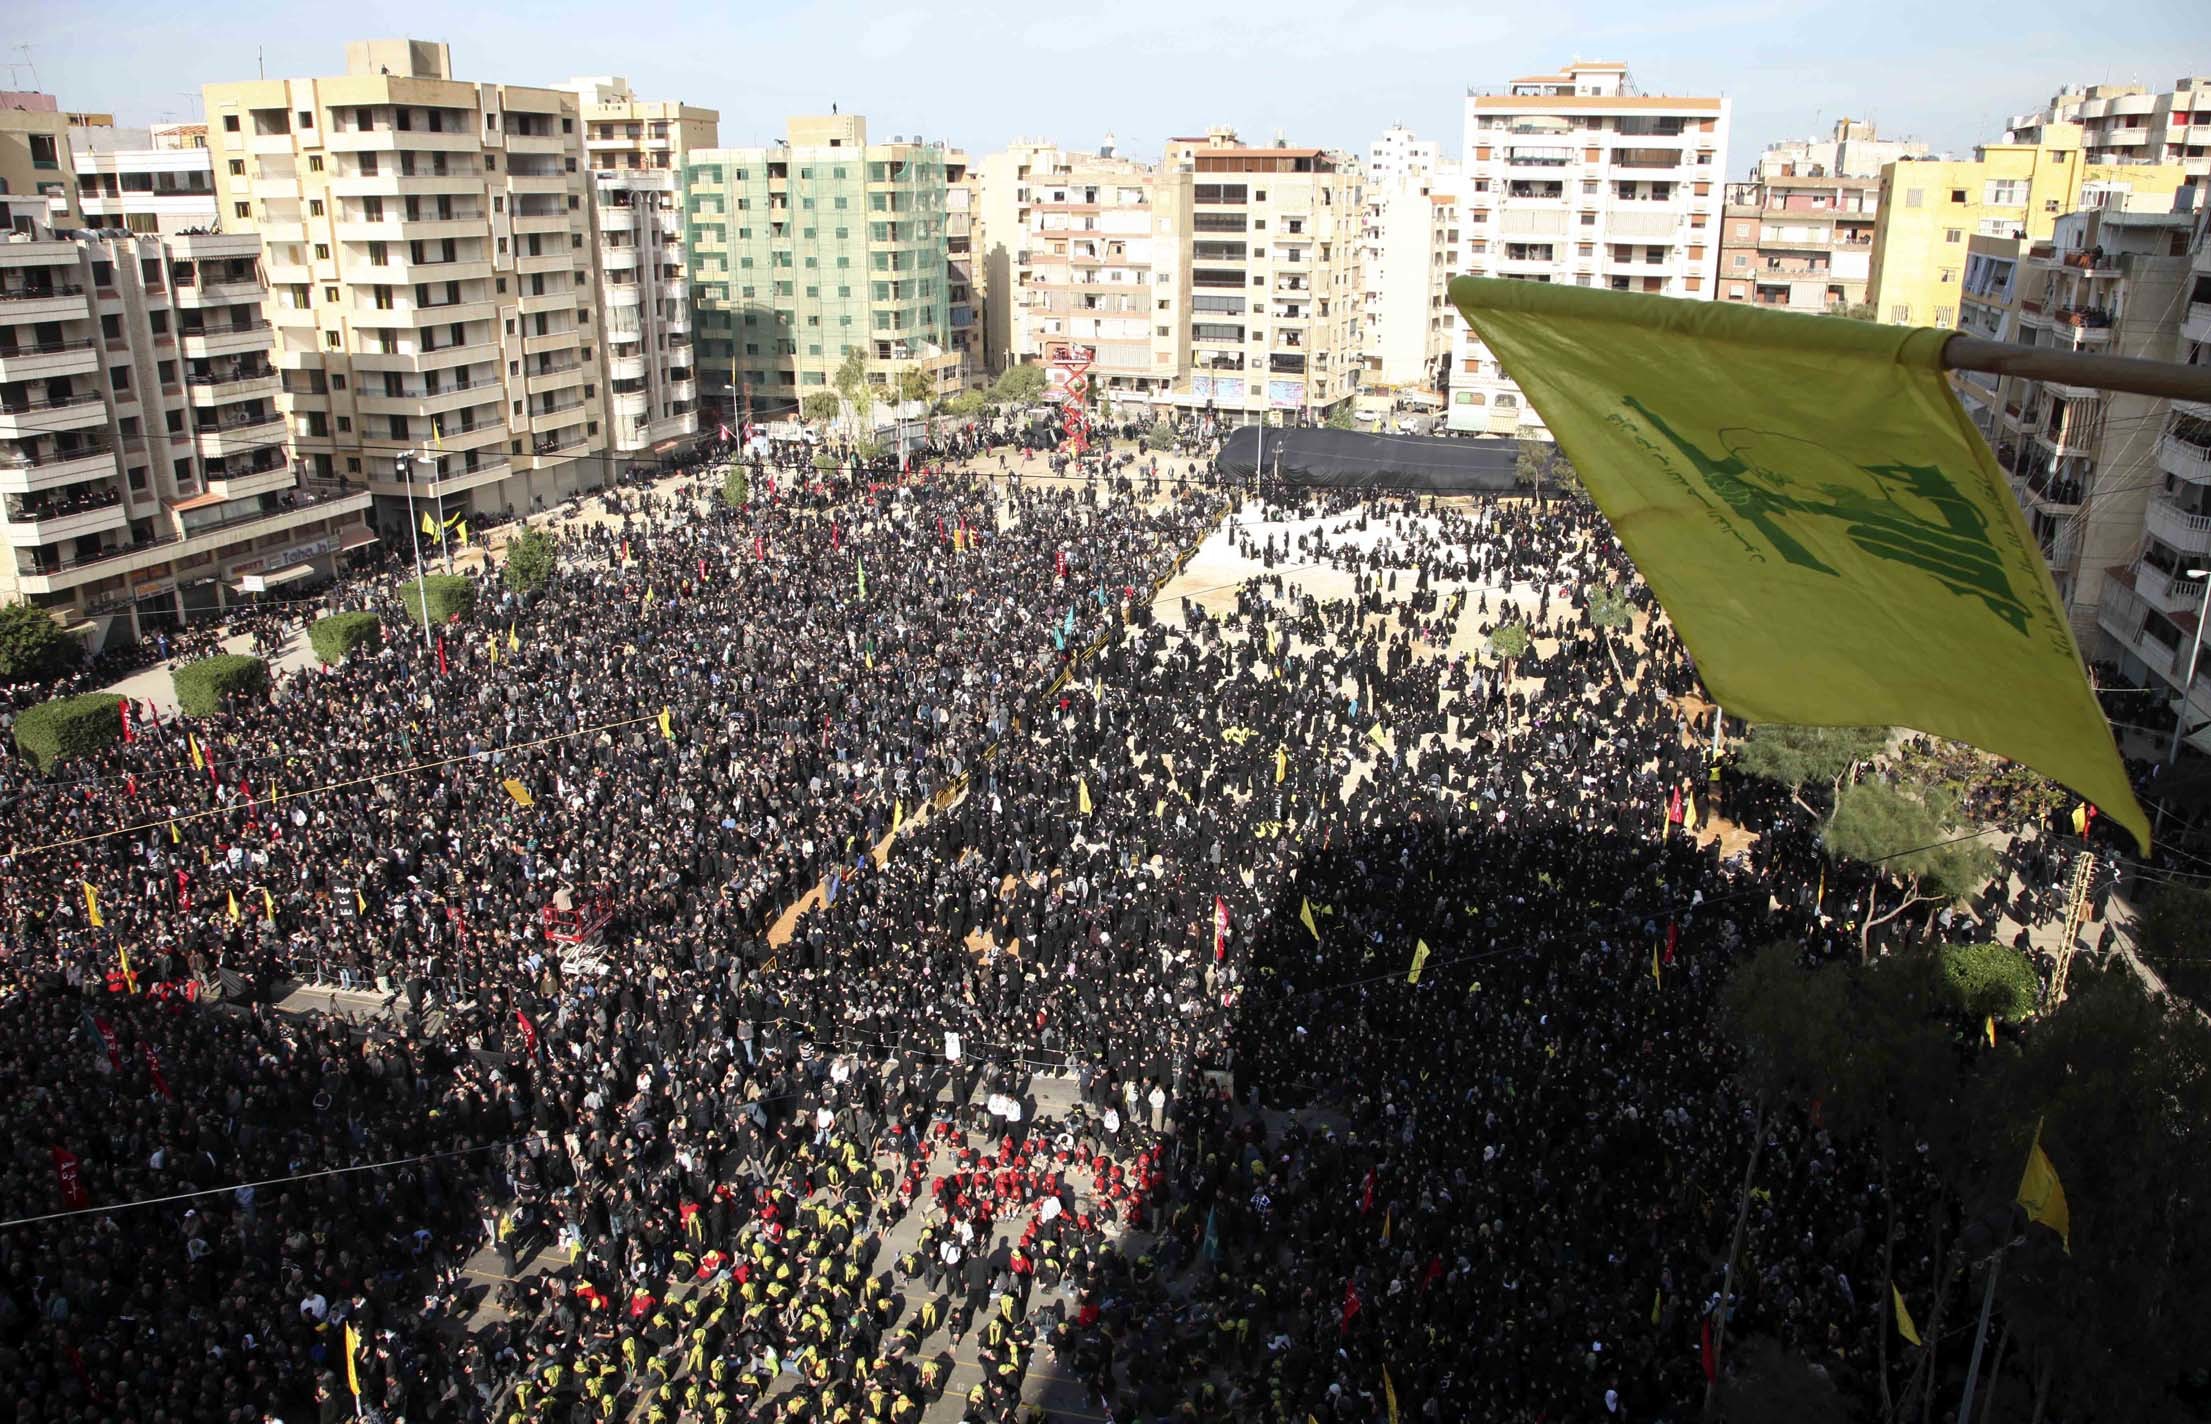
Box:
(1360, 1168, 1376, 1214)
(124, 774, 138, 798)
(937, 517, 946, 543)
(1667, 785, 1684, 826)
(1056, 549, 1068, 579)
(698, 557, 708, 582)
(831, 522, 840, 552)
(119, 700, 134, 743)
(1214, 896, 1229, 962)
(1700, 1316, 1717, 1382)
(141, 1041, 171, 1100)
(516, 1010, 538, 1054)
(239, 779, 254, 806)
(1664, 921, 1679, 967)
(51, 1146, 87, 1210)
(755, 534, 765, 562)
(436, 635, 448, 677)
(92, 1015, 122, 1071)
(1339, 1279, 1361, 1335)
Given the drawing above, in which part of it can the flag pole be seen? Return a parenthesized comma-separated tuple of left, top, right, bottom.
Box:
(1941, 333, 2211, 404)
(1954, 1248, 2006, 1424)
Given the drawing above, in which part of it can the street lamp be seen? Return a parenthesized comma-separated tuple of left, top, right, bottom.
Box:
(2170, 567, 2211, 765)
(395, 451, 433, 652)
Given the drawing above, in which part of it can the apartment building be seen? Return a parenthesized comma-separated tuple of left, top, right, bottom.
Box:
(1358, 171, 1458, 388)
(1750, 118, 1928, 182)
(1953, 208, 2196, 642)
(1717, 175, 1879, 312)
(205, 39, 612, 534)
(686, 115, 959, 421)
(975, 140, 1191, 409)
(1866, 129, 2191, 330)
(1369, 124, 1445, 185)
(1163, 129, 1363, 425)
(568, 76, 717, 456)
(1447, 61, 1731, 439)
(71, 127, 219, 234)
(1, 94, 94, 226)
(2007, 81, 2211, 191)
(943, 149, 982, 388)
(2090, 209, 2211, 754)
(1, 194, 373, 647)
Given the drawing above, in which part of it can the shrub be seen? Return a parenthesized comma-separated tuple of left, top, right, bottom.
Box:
(0, 601, 71, 681)
(309, 612, 383, 664)
(12, 692, 124, 771)
(812, 451, 840, 473)
(721, 465, 750, 510)
(1487, 622, 1532, 659)
(1141, 422, 1175, 452)
(1936, 942, 2040, 1023)
(502, 528, 556, 594)
(401, 574, 476, 625)
(172, 653, 269, 717)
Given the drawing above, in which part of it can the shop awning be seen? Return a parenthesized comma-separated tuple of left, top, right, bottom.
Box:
(338, 526, 380, 551)
(236, 563, 317, 594)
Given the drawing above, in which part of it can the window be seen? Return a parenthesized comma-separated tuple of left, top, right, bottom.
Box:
(1904, 189, 1924, 209)
(1944, 229, 1963, 244)
(1934, 305, 1955, 326)
(314, 243, 330, 260)
(1731, 254, 1748, 269)
(309, 199, 324, 216)
(228, 159, 246, 176)
(298, 110, 314, 129)
(1948, 189, 1966, 204)
(234, 202, 250, 219)
(309, 155, 323, 172)
(1983, 179, 2026, 207)
(1890, 304, 1910, 323)
(223, 114, 240, 132)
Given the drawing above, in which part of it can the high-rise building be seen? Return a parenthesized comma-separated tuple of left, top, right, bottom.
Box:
(205, 39, 613, 534)
(685, 115, 960, 422)
(1163, 128, 1363, 425)
(1749, 118, 1929, 182)
(567, 76, 717, 458)
(943, 148, 983, 389)
(1717, 175, 1880, 313)
(1368, 124, 1445, 185)
(1, 94, 97, 227)
(2084, 205, 2211, 753)
(1358, 171, 1458, 389)
(1865, 128, 2192, 331)
(70, 127, 220, 234)
(1, 193, 373, 645)
(1951, 206, 2196, 641)
(975, 139, 1190, 410)
(1447, 61, 1731, 439)
(2006, 80, 2211, 192)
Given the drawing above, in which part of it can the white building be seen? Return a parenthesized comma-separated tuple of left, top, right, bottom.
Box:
(1, 194, 373, 647)
(1368, 124, 1445, 186)
(1447, 60, 1730, 439)
(1358, 171, 1458, 389)
(70, 128, 219, 235)
(2008, 80, 2211, 192)
(1749, 118, 1928, 182)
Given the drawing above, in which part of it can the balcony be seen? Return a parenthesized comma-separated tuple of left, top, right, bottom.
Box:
(326, 126, 480, 155)
(187, 369, 282, 406)
(3, 495, 127, 548)
(609, 351, 645, 380)
(0, 284, 90, 324)
(195, 415, 289, 458)
(350, 299, 499, 330)
(9, 489, 374, 596)
(518, 250, 571, 275)
(205, 464, 298, 502)
(612, 389, 648, 418)
(517, 289, 578, 316)
(2183, 301, 2211, 347)
(0, 341, 98, 384)
(667, 378, 694, 401)
(348, 340, 501, 374)
(0, 441, 118, 494)
(604, 282, 641, 308)
(342, 257, 495, 288)
(506, 173, 573, 198)
(330, 172, 483, 200)
(0, 392, 108, 438)
(335, 218, 486, 246)
(530, 431, 589, 458)
(355, 381, 500, 418)
(178, 323, 273, 359)
(2147, 496, 2211, 557)
(172, 279, 266, 310)
(2158, 427, 2211, 485)
(506, 132, 571, 157)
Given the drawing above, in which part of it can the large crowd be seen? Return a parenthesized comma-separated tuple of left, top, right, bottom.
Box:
(0, 415, 2085, 1423)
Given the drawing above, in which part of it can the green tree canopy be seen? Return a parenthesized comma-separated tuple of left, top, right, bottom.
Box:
(801, 391, 843, 425)
(832, 347, 870, 415)
(1822, 779, 1998, 956)
(991, 363, 1046, 405)
(308, 612, 382, 664)
(721, 464, 750, 510)
(172, 653, 269, 718)
(1325, 405, 1357, 430)
(11, 692, 123, 771)
(1734, 723, 1890, 792)
(1486, 621, 1531, 660)
(895, 365, 934, 406)
(501, 528, 556, 594)
(1141, 421, 1175, 451)
(1587, 583, 1633, 632)
(1936, 942, 2040, 1024)
(401, 574, 476, 626)
(0, 601, 70, 682)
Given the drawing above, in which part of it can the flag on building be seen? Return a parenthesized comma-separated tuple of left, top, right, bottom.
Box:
(1449, 277, 2151, 853)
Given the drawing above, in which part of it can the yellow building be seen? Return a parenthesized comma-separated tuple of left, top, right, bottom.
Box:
(1867, 124, 2191, 328)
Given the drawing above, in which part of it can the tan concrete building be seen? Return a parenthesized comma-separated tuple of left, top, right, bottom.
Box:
(1, 194, 373, 647)
(1163, 129, 1363, 424)
(1717, 174, 1879, 313)
(1447, 61, 1731, 439)
(204, 39, 613, 535)
(943, 148, 982, 389)
(71, 128, 220, 234)
(1, 95, 87, 226)
(1358, 171, 1457, 389)
(568, 76, 717, 457)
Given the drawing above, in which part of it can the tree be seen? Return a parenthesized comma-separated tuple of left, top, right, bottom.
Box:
(1734, 723, 1890, 803)
(172, 653, 268, 717)
(833, 347, 870, 431)
(0, 601, 70, 682)
(895, 365, 934, 407)
(853, 435, 883, 463)
(1829, 300, 1879, 321)
(1486, 621, 1531, 684)
(940, 389, 991, 419)
(2136, 882, 2211, 1010)
(1936, 942, 2039, 1024)
(11, 692, 124, 771)
(1587, 583, 1633, 634)
(1515, 438, 1553, 495)
(992, 363, 1046, 405)
(308, 612, 382, 664)
(1325, 404, 1357, 430)
(501, 528, 556, 594)
(801, 391, 843, 425)
(1716, 1337, 1851, 1424)
(721, 464, 750, 510)
(401, 573, 476, 626)
(1821, 779, 1997, 958)
(1141, 421, 1175, 452)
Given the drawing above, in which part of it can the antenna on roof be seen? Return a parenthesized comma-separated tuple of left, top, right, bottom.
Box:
(12, 43, 39, 90)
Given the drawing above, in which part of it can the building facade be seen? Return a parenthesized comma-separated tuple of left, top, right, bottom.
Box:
(1447, 61, 1731, 438)
(1163, 130, 1363, 424)
(943, 149, 982, 389)
(1358, 171, 1457, 389)
(1, 95, 90, 226)
(205, 39, 613, 534)
(1, 194, 373, 647)
(569, 76, 717, 457)
(2091, 207, 2211, 755)
(686, 115, 958, 422)
(2007, 81, 2211, 193)
(1865, 130, 2191, 330)
(1749, 118, 1928, 182)
(71, 127, 220, 234)
(1717, 174, 1879, 312)
(1368, 124, 1445, 185)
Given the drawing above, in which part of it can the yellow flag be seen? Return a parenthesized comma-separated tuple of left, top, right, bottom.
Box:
(356, 886, 368, 914)
(168, 820, 179, 844)
(82, 881, 103, 929)
(1268, 626, 1279, 657)
(1382, 1365, 1399, 1424)
(118, 943, 136, 992)
(892, 799, 904, 836)
(1367, 723, 1389, 752)
(457, 520, 469, 543)
(1299, 897, 1320, 942)
(1652, 942, 1662, 985)
(227, 890, 240, 923)
(1078, 778, 1092, 816)
(643, 586, 656, 608)
(507, 622, 520, 652)
(502, 778, 535, 807)
(1407, 939, 1431, 985)
(2016, 1120, 2071, 1251)
(188, 734, 204, 771)
(1892, 1284, 1924, 1346)
(345, 1321, 362, 1397)
(262, 887, 276, 920)
(487, 635, 497, 666)
(1449, 277, 2150, 853)
(421, 510, 437, 537)
(1816, 865, 1826, 908)
(1984, 1015, 1997, 1048)
(1683, 791, 1697, 830)
(658, 706, 674, 740)
(1651, 1288, 1663, 1326)
(1275, 746, 1288, 784)
(1154, 797, 1166, 820)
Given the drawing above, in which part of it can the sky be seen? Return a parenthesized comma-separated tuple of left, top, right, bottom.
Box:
(14, 0, 2211, 170)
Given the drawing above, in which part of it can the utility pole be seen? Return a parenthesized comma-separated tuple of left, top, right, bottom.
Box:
(395, 451, 433, 651)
